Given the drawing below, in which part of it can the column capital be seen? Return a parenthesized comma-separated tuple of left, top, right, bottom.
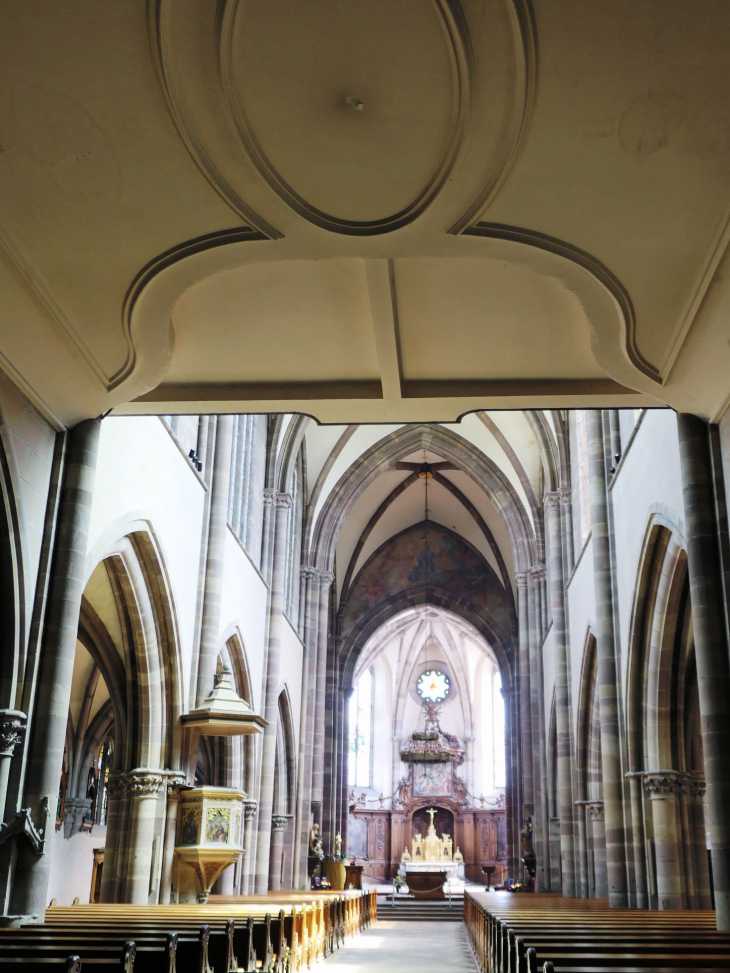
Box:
(0, 711, 26, 758)
(275, 492, 293, 510)
(514, 572, 528, 589)
(105, 771, 128, 799)
(586, 801, 605, 821)
(263, 488, 276, 508)
(558, 487, 572, 508)
(300, 565, 319, 581)
(529, 565, 546, 582)
(311, 800, 321, 816)
(543, 491, 561, 511)
(689, 776, 707, 801)
(166, 774, 187, 798)
(319, 571, 335, 588)
(127, 770, 165, 798)
(244, 800, 258, 822)
(644, 772, 684, 797)
(271, 814, 289, 832)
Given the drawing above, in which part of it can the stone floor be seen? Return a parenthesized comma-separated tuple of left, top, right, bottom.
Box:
(325, 919, 477, 973)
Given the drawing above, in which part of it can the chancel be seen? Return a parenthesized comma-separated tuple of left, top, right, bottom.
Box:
(2, 3, 730, 972)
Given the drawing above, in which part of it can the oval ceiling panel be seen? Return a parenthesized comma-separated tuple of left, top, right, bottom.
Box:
(219, 0, 472, 233)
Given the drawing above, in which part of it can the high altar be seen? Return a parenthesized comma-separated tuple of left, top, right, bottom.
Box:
(401, 807, 463, 879)
(348, 702, 507, 882)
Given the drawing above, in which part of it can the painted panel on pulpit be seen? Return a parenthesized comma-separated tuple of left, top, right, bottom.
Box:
(413, 762, 452, 796)
(349, 815, 368, 858)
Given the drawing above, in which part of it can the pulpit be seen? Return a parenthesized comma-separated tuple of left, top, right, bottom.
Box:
(175, 786, 245, 902)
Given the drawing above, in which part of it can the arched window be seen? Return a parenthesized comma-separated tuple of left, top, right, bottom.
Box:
(492, 669, 506, 788)
(574, 410, 591, 546)
(228, 414, 257, 548)
(348, 669, 373, 787)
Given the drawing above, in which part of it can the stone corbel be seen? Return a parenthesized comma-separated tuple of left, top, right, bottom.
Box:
(0, 797, 50, 855)
(643, 771, 685, 798)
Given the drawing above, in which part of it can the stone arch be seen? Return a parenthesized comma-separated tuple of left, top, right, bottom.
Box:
(0, 423, 29, 711)
(309, 423, 537, 573)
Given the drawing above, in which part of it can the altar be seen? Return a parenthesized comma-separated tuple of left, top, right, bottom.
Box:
(400, 806, 465, 881)
(404, 859, 461, 880)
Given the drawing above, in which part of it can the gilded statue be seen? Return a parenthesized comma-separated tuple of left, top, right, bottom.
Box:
(309, 822, 323, 858)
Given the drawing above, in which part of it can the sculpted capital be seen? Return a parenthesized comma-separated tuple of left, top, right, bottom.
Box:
(167, 775, 187, 798)
(263, 488, 276, 508)
(514, 572, 528, 590)
(272, 814, 288, 832)
(244, 800, 258, 823)
(127, 771, 165, 798)
(276, 493, 293, 510)
(689, 777, 706, 801)
(586, 801, 605, 821)
(644, 772, 682, 797)
(300, 565, 319, 581)
(558, 487, 572, 508)
(319, 571, 335, 588)
(543, 491, 561, 511)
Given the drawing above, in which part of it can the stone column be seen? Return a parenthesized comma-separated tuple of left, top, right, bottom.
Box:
(585, 410, 627, 907)
(587, 801, 608, 899)
(574, 802, 589, 898)
(195, 415, 234, 705)
(255, 493, 292, 892)
(516, 574, 534, 819)
(677, 413, 730, 929)
(311, 572, 333, 817)
(625, 772, 648, 908)
(689, 777, 712, 909)
(0, 712, 25, 821)
(502, 684, 519, 880)
(99, 772, 127, 903)
(544, 492, 575, 896)
(644, 773, 682, 910)
(242, 799, 257, 893)
(13, 419, 101, 916)
(293, 566, 319, 887)
(160, 775, 186, 904)
(125, 771, 164, 904)
(269, 815, 289, 890)
(529, 565, 549, 889)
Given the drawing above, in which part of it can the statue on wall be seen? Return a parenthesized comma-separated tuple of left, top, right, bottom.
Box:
(334, 831, 342, 857)
(309, 822, 324, 859)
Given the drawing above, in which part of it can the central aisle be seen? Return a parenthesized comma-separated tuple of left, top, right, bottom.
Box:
(325, 919, 478, 973)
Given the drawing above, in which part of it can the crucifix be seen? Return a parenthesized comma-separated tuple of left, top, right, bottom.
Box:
(426, 807, 437, 832)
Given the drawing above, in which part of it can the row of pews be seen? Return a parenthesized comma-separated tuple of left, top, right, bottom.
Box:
(0, 889, 376, 972)
(465, 890, 728, 973)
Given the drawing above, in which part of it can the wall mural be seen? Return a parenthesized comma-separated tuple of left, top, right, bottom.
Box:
(413, 762, 453, 797)
(349, 816, 368, 858)
(341, 521, 511, 638)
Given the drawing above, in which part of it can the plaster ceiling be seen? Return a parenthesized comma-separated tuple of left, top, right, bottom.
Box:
(2, 2, 730, 424)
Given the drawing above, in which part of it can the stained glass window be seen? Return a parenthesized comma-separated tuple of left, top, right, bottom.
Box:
(417, 669, 450, 702)
(492, 670, 506, 787)
(348, 668, 373, 787)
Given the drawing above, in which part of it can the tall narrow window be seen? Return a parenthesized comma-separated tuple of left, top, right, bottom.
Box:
(575, 410, 591, 545)
(348, 669, 373, 787)
(492, 669, 506, 788)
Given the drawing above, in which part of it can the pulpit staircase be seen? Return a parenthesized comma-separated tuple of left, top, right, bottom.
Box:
(377, 894, 464, 921)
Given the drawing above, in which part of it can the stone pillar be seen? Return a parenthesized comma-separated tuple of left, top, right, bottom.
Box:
(544, 492, 575, 896)
(574, 802, 589, 898)
(195, 416, 234, 705)
(99, 772, 126, 903)
(690, 777, 712, 910)
(13, 419, 101, 917)
(269, 815, 289, 891)
(625, 772, 649, 909)
(529, 565, 549, 889)
(503, 685, 518, 880)
(677, 413, 730, 929)
(0, 712, 25, 821)
(255, 493, 292, 892)
(516, 574, 533, 819)
(585, 410, 627, 907)
(160, 775, 186, 904)
(125, 771, 164, 904)
(293, 566, 319, 887)
(587, 801, 608, 899)
(242, 799, 257, 894)
(644, 773, 682, 910)
(311, 572, 333, 816)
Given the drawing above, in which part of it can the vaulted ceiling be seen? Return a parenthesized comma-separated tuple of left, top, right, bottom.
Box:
(2, 2, 730, 426)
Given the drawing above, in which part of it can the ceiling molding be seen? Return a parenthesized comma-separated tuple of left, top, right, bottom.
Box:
(463, 222, 661, 385)
(217, 0, 474, 235)
(148, 0, 283, 239)
(449, 0, 538, 234)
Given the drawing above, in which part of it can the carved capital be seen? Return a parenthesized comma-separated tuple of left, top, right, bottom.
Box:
(311, 800, 321, 816)
(167, 775, 187, 799)
(558, 487, 572, 508)
(275, 493, 293, 510)
(689, 777, 707, 801)
(319, 571, 335, 589)
(271, 815, 289, 832)
(263, 488, 276, 508)
(514, 572, 528, 590)
(0, 713, 26, 758)
(244, 800, 258, 823)
(586, 801, 604, 821)
(543, 491, 561, 511)
(127, 771, 165, 798)
(644, 772, 682, 798)
(105, 772, 128, 799)
(300, 565, 319, 581)
(529, 565, 546, 582)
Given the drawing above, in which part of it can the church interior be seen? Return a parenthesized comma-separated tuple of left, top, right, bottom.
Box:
(2, 1, 730, 971)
